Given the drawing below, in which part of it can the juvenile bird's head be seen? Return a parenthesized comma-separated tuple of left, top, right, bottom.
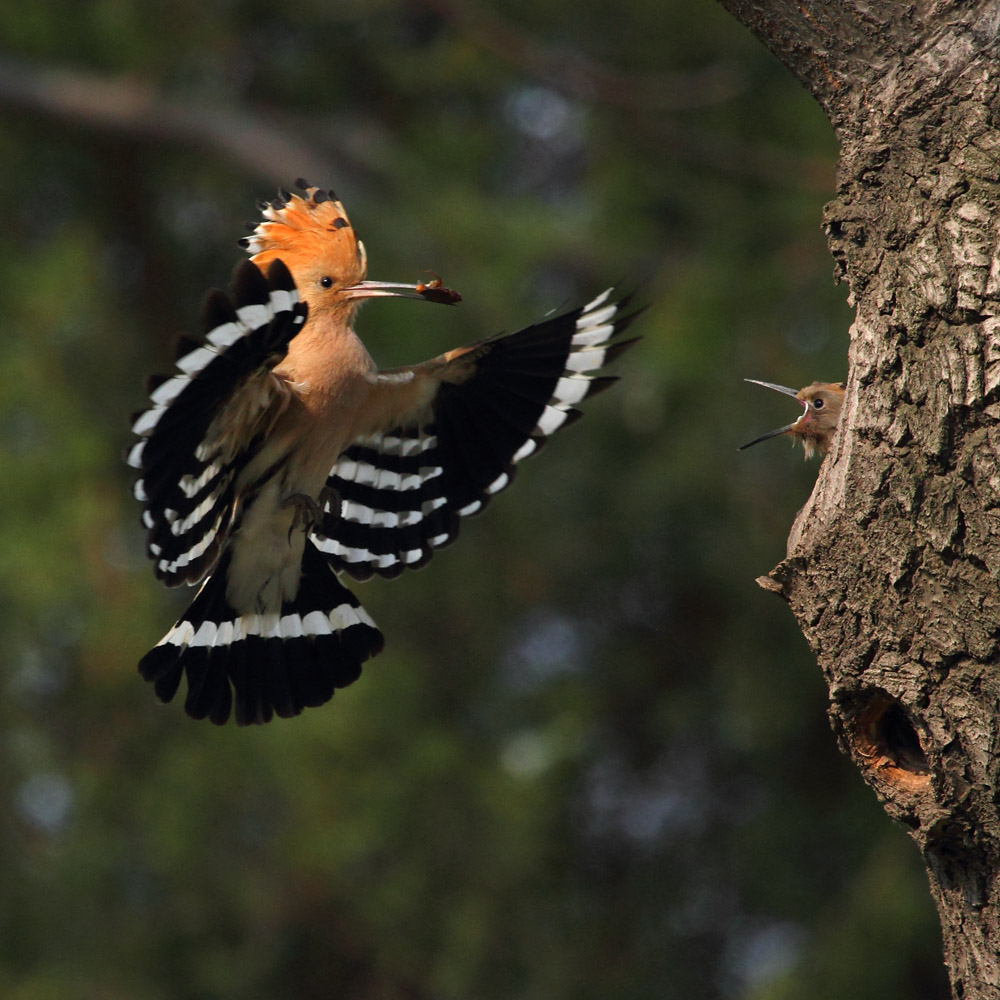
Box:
(241, 180, 459, 321)
(739, 379, 846, 459)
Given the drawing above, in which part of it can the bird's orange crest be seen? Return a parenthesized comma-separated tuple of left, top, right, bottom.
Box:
(240, 179, 368, 289)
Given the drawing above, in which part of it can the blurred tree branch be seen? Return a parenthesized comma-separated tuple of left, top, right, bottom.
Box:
(419, 0, 833, 191)
(0, 54, 337, 185)
(420, 0, 745, 111)
(0, 49, 833, 194)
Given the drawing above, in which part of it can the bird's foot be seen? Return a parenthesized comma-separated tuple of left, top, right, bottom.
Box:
(281, 487, 341, 541)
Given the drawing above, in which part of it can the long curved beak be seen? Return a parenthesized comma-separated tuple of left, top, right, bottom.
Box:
(738, 378, 805, 451)
(342, 279, 461, 305)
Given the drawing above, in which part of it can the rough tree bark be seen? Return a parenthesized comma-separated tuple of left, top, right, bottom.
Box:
(716, 2, 1000, 996)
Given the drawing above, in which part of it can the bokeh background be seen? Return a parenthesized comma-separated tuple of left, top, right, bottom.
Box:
(0, 2, 950, 998)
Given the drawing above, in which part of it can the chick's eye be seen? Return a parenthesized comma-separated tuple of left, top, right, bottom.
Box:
(319, 276, 334, 289)
(812, 398, 825, 409)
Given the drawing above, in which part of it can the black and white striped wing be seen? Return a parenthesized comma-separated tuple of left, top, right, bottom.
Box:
(310, 289, 639, 581)
(127, 259, 306, 587)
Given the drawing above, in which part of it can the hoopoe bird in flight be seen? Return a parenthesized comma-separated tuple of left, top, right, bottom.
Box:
(127, 180, 639, 725)
(739, 379, 845, 459)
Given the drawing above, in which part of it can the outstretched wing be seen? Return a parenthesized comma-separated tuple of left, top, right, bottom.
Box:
(127, 259, 306, 587)
(310, 289, 639, 581)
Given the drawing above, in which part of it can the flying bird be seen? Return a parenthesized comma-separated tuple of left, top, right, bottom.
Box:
(127, 181, 639, 725)
(739, 379, 845, 459)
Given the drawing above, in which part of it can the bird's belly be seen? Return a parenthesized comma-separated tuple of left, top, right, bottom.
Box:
(224, 476, 310, 614)
(221, 388, 362, 614)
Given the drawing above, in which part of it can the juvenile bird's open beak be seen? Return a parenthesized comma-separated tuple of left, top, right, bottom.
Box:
(342, 279, 462, 305)
(738, 378, 806, 451)
(743, 379, 800, 399)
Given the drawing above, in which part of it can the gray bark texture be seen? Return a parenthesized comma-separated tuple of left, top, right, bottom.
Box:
(716, 1, 1000, 996)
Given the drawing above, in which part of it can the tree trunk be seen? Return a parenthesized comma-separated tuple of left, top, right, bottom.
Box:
(716, 1, 1000, 995)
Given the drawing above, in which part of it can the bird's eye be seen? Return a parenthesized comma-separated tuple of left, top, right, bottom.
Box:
(319, 276, 334, 289)
(812, 398, 824, 409)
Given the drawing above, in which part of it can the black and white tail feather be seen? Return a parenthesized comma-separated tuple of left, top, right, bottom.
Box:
(130, 269, 637, 725)
(310, 290, 640, 580)
(136, 547, 383, 726)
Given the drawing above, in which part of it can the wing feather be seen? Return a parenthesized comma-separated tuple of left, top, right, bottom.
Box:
(128, 259, 307, 586)
(310, 290, 639, 579)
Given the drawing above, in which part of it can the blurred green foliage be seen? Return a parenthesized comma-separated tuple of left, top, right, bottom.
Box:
(0, 2, 948, 998)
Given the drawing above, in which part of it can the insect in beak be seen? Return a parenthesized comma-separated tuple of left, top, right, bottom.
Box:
(341, 279, 462, 304)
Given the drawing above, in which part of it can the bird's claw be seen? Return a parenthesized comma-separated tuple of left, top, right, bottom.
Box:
(281, 487, 341, 543)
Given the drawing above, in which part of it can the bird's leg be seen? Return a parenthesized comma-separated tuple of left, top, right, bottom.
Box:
(281, 492, 323, 541)
(281, 486, 341, 542)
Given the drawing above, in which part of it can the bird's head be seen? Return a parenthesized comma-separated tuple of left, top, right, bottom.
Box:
(739, 379, 846, 459)
(241, 180, 460, 320)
